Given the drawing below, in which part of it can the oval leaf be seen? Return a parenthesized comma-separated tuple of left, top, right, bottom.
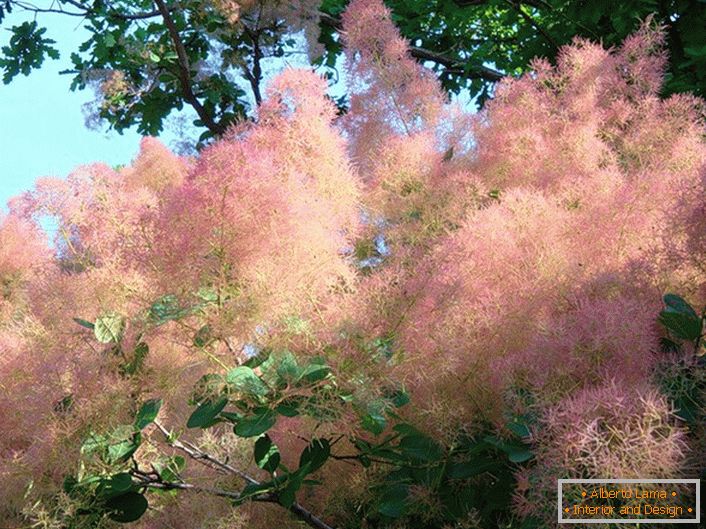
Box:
(187, 396, 228, 429)
(298, 438, 330, 474)
(234, 408, 276, 437)
(135, 399, 162, 430)
(105, 491, 148, 523)
(254, 434, 281, 473)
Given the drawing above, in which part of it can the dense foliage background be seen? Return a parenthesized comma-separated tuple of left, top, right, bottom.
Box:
(1, 1, 705, 528)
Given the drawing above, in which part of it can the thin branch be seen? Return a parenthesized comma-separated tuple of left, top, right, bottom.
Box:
(409, 46, 504, 82)
(131, 469, 273, 502)
(153, 421, 258, 484)
(12, 2, 85, 16)
(13, 1, 166, 20)
(152, 0, 226, 135)
(152, 421, 336, 529)
(506, 0, 559, 51)
(318, 11, 504, 83)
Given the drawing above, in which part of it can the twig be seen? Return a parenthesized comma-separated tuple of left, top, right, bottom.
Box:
(153, 421, 258, 484)
(152, 421, 337, 529)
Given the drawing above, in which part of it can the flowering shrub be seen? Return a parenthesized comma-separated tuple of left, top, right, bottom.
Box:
(1, 1, 704, 527)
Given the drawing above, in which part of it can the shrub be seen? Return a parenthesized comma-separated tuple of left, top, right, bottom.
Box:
(1, 1, 704, 527)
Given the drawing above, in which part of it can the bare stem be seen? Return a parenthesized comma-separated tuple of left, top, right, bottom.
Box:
(152, 421, 337, 529)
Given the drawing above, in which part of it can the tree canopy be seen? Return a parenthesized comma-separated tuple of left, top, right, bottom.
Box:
(2, 0, 705, 143)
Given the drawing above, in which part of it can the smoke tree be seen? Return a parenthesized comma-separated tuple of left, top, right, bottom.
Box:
(1, 0, 705, 527)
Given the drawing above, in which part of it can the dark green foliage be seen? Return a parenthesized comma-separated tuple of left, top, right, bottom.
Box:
(64, 473, 148, 524)
(105, 491, 149, 523)
(299, 439, 331, 474)
(134, 398, 162, 430)
(233, 407, 277, 437)
(659, 293, 704, 341)
(0, 20, 58, 83)
(254, 435, 281, 473)
(4, 1, 706, 142)
(186, 396, 228, 428)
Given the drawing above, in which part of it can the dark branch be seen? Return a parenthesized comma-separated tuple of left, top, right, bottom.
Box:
(131, 470, 252, 501)
(242, 25, 263, 106)
(153, 421, 336, 529)
(153, 0, 226, 135)
(318, 11, 504, 83)
(14, 1, 165, 20)
(409, 46, 504, 82)
(153, 421, 258, 484)
(506, 0, 559, 51)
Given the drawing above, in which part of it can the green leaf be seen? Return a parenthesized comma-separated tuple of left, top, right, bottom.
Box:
(195, 286, 219, 303)
(148, 294, 189, 325)
(260, 350, 301, 388)
(663, 294, 699, 318)
(123, 342, 149, 375)
(73, 317, 95, 330)
(387, 388, 410, 408)
(376, 483, 409, 518)
(659, 309, 702, 341)
(446, 458, 499, 479)
(398, 433, 443, 462)
(94, 312, 125, 343)
(193, 325, 212, 347)
(237, 477, 282, 505)
(299, 362, 330, 384)
(361, 400, 387, 435)
(107, 431, 141, 464)
(97, 473, 134, 500)
(226, 366, 269, 397)
(158, 455, 186, 482)
(276, 400, 300, 417)
(135, 399, 162, 430)
(659, 294, 702, 341)
(298, 438, 330, 474)
(234, 408, 276, 437)
(105, 491, 148, 523)
(187, 396, 228, 429)
(254, 435, 281, 473)
(278, 468, 307, 508)
(506, 420, 531, 438)
(483, 435, 533, 463)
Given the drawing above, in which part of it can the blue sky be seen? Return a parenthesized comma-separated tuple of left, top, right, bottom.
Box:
(0, 11, 154, 210)
(0, 9, 474, 213)
(0, 10, 320, 212)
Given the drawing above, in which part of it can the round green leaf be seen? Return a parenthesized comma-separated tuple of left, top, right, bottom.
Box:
(105, 491, 148, 523)
(94, 312, 125, 343)
(98, 473, 134, 500)
(376, 483, 409, 518)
